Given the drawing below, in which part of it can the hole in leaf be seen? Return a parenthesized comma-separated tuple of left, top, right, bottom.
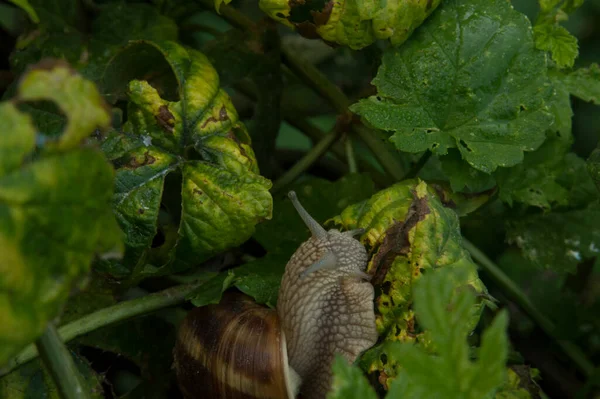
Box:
(151, 228, 165, 248)
(380, 353, 388, 365)
(381, 281, 392, 295)
(276, 12, 285, 18)
(519, 104, 526, 112)
(459, 139, 472, 152)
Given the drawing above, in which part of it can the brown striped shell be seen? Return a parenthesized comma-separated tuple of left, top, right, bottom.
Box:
(173, 292, 299, 399)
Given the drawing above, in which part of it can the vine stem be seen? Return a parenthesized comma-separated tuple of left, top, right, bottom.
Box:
(36, 324, 91, 399)
(271, 129, 341, 193)
(462, 239, 595, 378)
(199, 0, 407, 183)
(345, 135, 358, 173)
(0, 282, 201, 377)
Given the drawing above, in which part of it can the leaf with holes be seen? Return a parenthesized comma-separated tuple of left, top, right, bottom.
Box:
(351, 0, 554, 174)
(98, 40, 272, 280)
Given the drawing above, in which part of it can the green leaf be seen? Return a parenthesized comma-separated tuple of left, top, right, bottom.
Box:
(495, 136, 595, 210)
(17, 63, 111, 150)
(386, 267, 509, 399)
(0, 353, 104, 398)
(561, 63, 600, 104)
(0, 66, 121, 365)
(331, 180, 488, 386)
(0, 103, 35, 176)
(495, 366, 541, 399)
(188, 174, 376, 307)
(534, 24, 578, 69)
(99, 40, 272, 279)
(588, 147, 600, 193)
(439, 150, 496, 193)
(8, 0, 39, 23)
(507, 202, 600, 274)
(351, 0, 554, 174)
(327, 355, 378, 399)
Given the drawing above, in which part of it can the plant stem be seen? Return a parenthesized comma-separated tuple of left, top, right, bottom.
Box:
(462, 239, 595, 378)
(345, 135, 358, 173)
(271, 129, 341, 193)
(35, 324, 91, 399)
(1, 282, 200, 377)
(352, 124, 406, 181)
(280, 47, 350, 114)
(404, 150, 432, 180)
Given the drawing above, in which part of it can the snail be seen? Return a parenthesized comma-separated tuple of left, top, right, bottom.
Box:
(173, 191, 378, 399)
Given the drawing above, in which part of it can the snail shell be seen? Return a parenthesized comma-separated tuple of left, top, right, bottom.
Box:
(173, 292, 300, 398)
(174, 191, 377, 399)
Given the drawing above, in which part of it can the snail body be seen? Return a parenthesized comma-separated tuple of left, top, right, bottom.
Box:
(174, 191, 377, 399)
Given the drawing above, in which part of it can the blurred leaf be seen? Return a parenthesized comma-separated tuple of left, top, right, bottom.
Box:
(588, 147, 600, 192)
(332, 180, 488, 385)
(494, 366, 541, 399)
(18, 63, 110, 150)
(0, 353, 104, 398)
(327, 356, 378, 399)
(507, 201, 600, 274)
(386, 267, 509, 399)
(99, 40, 272, 280)
(8, 0, 39, 23)
(495, 136, 595, 209)
(534, 24, 578, 69)
(260, 0, 441, 49)
(561, 63, 600, 104)
(0, 66, 121, 365)
(188, 174, 376, 307)
(10, 3, 178, 82)
(351, 0, 554, 174)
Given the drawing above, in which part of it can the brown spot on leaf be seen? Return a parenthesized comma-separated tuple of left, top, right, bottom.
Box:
(193, 189, 203, 195)
(295, 21, 321, 39)
(156, 105, 175, 133)
(126, 151, 156, 169)
(219, 106, 229, 121)
(370, 192, 430, 285)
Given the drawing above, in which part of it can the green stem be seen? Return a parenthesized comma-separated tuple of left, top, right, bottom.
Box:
(1, 282, 200, 377)
(197, 0, 254, 30)
(462, 239, 595, 378)
(280, 47, 350, 114)
(352, 124, 406, 182)
(271, 129, 341, 193)
(35, 324, 91, 399)
(404, 150, 432, 180)
(345, 135, 358, 173)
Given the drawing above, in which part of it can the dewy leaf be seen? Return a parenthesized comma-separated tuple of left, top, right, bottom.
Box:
(561, 63, 600, 104)
(533, 23, 578, 69)
(507, 202, 600, 274)
(100, 41, 272, 279)
(331, 180, 488, 387)
(351, 0, 554, 174)
(327, 356, 378, 399)
(386, 267, 509, 399)
(18, 63, 111, 150)
(0, 66, 121, 365)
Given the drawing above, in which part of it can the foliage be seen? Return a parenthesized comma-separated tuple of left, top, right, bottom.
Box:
(0, 0, 599, 398)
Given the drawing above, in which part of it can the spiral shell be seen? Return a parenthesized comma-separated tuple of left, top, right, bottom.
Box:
(173, 292, 298, 399)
